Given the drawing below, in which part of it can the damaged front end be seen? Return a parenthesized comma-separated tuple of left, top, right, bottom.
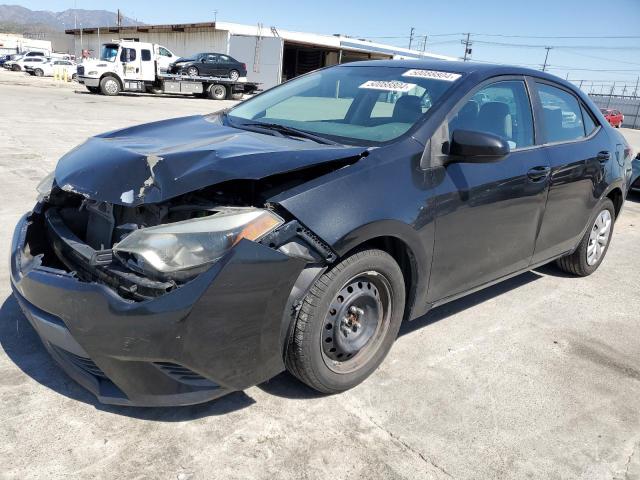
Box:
(10, 113, 368, 406)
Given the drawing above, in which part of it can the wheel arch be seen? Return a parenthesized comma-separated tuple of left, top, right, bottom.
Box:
(331, 220, 431, 321)
(605, 186, 624, 218)
(100, 72, 123, 88)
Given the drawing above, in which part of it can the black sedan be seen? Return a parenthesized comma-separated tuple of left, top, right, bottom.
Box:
(10, 60, 632, 406)
(169, 52, 247, 80)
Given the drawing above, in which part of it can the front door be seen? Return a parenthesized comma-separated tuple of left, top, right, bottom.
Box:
(120, 46, 142, 81)
(427, 78, 550, 302)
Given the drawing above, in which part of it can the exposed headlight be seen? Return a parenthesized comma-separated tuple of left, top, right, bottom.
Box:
(36, 171, 55, 201)
(113, 207, 283, 275)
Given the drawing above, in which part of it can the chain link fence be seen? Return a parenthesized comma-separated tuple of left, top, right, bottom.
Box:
(587, 94, 640, 129)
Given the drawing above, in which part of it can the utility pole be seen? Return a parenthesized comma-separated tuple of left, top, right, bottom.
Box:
(542, 46, 552, 72)
(607, 81, 616, 107)
(462, 33, 472, 61)
(408, 27, 415, 50)
(421, 35, 428, 53)
(213, 10, 218, 24)
(578, 79, 584, 90)
(117, 9, 122, 27)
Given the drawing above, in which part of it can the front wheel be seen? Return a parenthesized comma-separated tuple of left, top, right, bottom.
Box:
(286, 249, 405, 394)
(100, 76, 120, 96)
(34, 68, 44, 77)
(186, 66, 199, 77)
(86, 86, 100, 94)
(556, 197, 615, 276)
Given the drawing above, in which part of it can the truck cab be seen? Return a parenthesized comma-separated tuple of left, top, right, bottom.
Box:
(78, 41, 174, 94)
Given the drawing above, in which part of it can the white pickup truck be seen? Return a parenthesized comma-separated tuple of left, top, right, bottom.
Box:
(77, 41, 258, 100)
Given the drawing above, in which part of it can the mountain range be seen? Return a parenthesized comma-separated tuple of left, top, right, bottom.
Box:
(0, 4, 142, 32)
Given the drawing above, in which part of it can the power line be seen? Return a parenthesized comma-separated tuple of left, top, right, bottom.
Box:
(471, 39, 640, 50)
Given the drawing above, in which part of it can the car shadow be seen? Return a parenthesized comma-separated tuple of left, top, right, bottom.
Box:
(0, 294, 255, 421)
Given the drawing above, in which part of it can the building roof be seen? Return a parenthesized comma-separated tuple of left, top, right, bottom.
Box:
(64, 21, 456, 61)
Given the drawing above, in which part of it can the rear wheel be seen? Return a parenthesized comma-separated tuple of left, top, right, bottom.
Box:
(228, 69, 240, 81)
(231, 92, 244, 100)
(208, 84, 227, 100)
(11, 64, 20, 71)
(34, 68, 43, 77)
(556, 198, 615, 276)
(285, 249, 405, 394)
(100, 76, 120, 96)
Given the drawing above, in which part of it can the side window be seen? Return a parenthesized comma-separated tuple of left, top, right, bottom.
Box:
(581, 105, 598, 136)
(536, 83, 585, 143)
(448, 80, 534, 149)
(219, 55, 230, 62)
(141, 49, 152, 61)
(120, 48, 137, 62)
(158, 47, 171, 57)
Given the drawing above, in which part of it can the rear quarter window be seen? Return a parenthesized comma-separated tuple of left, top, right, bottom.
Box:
(536, 83, 586, 143)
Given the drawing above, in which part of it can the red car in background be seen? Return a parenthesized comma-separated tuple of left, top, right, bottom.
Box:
(600, 108, 624, 128)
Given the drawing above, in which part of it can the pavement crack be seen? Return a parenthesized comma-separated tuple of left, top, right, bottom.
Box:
(623, 442, 638, 479)
(365, 413, 454, 478)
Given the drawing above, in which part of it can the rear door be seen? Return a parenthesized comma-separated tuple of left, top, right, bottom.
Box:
(530, 80, 609, 263)
(139, 47, 156, 80)
(427, 77, 551, 302)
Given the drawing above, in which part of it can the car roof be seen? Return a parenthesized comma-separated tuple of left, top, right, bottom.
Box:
(337, 59, 574, 85)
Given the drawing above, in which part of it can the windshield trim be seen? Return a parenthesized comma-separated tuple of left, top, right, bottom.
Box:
(228, 65, 464, 147)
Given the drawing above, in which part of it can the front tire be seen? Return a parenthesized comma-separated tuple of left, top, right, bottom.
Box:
(186, 66, 199, 77)
(286, 249, 405, 394)
(34, 68, 43, 77)
(556, 198, 615, 276)
(100, 76, 120, 96)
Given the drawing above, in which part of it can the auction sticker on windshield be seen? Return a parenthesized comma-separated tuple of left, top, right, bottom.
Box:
(402, 69, 461, 81)
(359, 80, 417, 92)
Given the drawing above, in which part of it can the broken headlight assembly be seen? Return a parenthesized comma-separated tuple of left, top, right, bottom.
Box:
(36, 171, 55, 202)
(113, 207, 283, 279)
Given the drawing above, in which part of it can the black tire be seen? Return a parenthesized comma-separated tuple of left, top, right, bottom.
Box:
(71, 73, 77, 81)
(12, 64, 20, 71)
(556, 197, 615, 276)
(86, 86, 100, 94)
(285, 249, 405, 394)
(186, 66, 199, 77)
(208, 84, 227, 100)
(228, 69, 240, 81)
(34, 68, 43, 77)
(231, 92, 244, 100)
(100, 76, 120, 96)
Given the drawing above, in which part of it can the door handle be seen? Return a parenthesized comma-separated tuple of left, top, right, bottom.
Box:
(597, 151, 610, 163)
(527, 166, 551, 181)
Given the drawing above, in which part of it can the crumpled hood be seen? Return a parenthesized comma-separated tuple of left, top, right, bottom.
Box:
(55, 114, 366, 206)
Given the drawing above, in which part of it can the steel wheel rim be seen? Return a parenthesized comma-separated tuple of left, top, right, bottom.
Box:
(212, 86, 225, 98)
(587, 209, 612, 266)
(104, 79, 118, 94)
(321, 272, 392, 374)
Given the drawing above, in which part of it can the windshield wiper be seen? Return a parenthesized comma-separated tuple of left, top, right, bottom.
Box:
(237, 121, 339, 145)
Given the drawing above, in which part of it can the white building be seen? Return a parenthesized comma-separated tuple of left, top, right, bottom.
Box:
(0, 33, 52, 55)
(65, 21, 455, 89)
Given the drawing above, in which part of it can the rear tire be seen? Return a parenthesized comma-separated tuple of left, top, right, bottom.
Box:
(231, 92, 244, 100)
(229, 69, 240, 81)
(208, 84, 227, 100)
(556, 198, 615, 276)
(12, 64, 20, 71)
(100, 76, 120, 96)
(285, 249, 405, 394)
(34, 68, 43, 77)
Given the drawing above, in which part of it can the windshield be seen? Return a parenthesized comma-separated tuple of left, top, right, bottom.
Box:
(228, 65, 461, 144)
(100, 44, 119, 62)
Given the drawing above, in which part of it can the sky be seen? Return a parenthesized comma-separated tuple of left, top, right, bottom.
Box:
(9, 0, 640, 93)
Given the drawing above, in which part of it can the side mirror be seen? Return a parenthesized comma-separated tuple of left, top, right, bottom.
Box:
(448, 129, 510, 163)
